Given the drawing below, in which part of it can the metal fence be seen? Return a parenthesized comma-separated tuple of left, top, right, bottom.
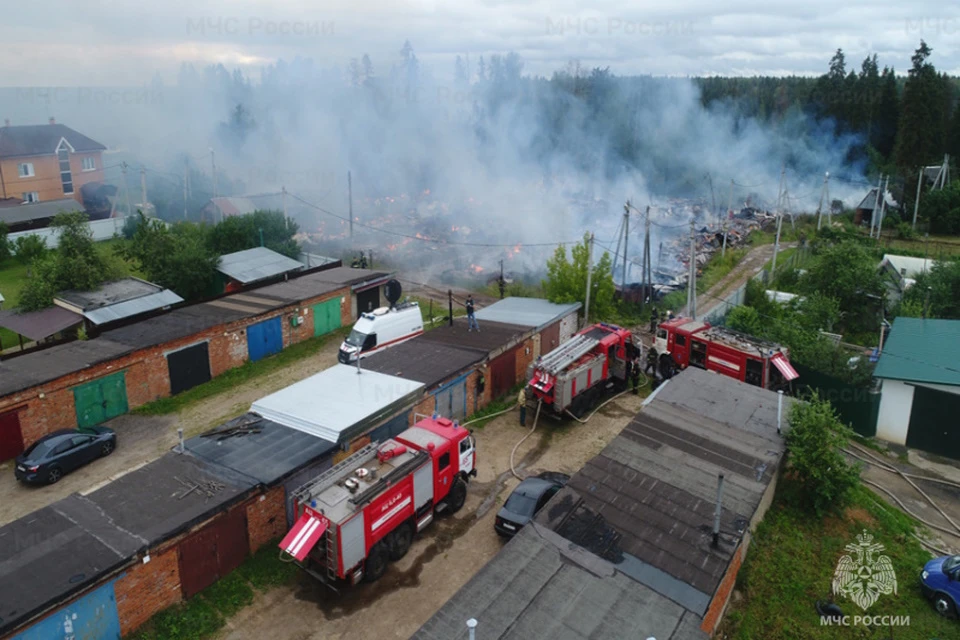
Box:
(7, 216, 131, 249)
(792, 362, 879, 437)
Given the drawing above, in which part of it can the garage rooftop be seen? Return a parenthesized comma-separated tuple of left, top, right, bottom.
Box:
(54, 277, 184, 326)
(359, 338, 484, 389)
(473, 297, 580, 331)
(185, 413, 336, 486)
(81, 452, 257, 548)
(413, 524, 707, 640)
(419, 318, 529, 356)
(0, 494, 141, 636)
(217, 247, 305, 284)
(251, 364, 424, 443)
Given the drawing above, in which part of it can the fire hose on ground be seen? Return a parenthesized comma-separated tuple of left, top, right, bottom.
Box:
(842, 441, 960, 555)
(510, 400, 542, 481)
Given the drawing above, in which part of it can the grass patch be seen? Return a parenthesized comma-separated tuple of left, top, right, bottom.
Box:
(131, 541, 299, 640)
(719, 475, 953, 639)
(129, 598, 223, 640)
(133, 327, 349, 416)
(198, 572, 254, 618)
(235, 540, 301, 591)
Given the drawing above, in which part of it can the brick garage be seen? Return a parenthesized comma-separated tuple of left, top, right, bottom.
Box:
(245, 485, 288, 553)
(0, 276, 349, 457)
(114, 545, 182, 636)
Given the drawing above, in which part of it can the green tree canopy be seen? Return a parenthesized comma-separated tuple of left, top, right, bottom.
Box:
(119, 214, 221, 301)
(0, 221, 9, 263)
(785, 393, 861, 516)
(207, 210, 300, 259)
(18, 212, 113, 311)
(901, 257, 960, 319)
(543, 233, 615, 320)
(895, 41, 949, 173)
(799, 240, 884, 334)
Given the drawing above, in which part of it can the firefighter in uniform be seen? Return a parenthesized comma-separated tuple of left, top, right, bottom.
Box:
(518, 387, 527, 426)
(649, 307, 659, 332)
(625, 356, 633, 390)
(645, 345, 658, 376)
(632, 355, 641, 394)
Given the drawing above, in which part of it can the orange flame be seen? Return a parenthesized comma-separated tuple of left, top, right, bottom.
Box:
(470, 264, 484, 274)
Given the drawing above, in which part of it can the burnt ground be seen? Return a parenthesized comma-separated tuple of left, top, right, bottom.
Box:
(215, 393, 644, 640)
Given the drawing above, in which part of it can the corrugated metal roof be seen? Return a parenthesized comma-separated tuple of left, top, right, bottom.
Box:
(81, 288, 184, 325)
(184, 413, 336, 486)
(251, 364, 424, 443)
(0, 123, 106, 158)
(217, 247, 305, 284)
(0, 306, 83, 341)
(473, 296, 580, 331)
(873, 318, 960, 385)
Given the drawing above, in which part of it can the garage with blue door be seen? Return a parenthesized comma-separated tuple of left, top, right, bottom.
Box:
(10, 578, 122, 640)
(247, 316, 283, 362)
(433, 374, 469, 421)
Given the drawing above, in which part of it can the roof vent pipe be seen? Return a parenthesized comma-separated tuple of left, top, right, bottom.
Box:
(776, 390, 784, 435)
(712, 473, 724, 548)
(466, 619, 477, 640)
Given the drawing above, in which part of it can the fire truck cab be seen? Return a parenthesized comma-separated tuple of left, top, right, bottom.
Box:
(654, 316, 797, 390)
(280, 416, 476, 587)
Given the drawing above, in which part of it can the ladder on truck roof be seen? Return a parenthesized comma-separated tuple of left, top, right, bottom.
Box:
(293, 442, 380, 506)
(536, 333, 600, 375)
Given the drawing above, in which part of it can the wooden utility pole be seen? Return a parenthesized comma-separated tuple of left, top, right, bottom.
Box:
(723, 180, 733, 257)
(448, 289, 454, 326)
(583, 232, 594, 326)
(121, 162, 132, 216)
(642, 206, 652, 304)
(210, 149, 218, 201)
(869, 174, 882, 238)
(876, 175, 889, 239)
(771, 206, 784, 276)
(687, 220, 697, 319)
(816, 171, 829, 230)
(348, 171, 354, 242)
(622, 207, 629, 289)
(913, 167, 923, 229)
(140, 166, 147, 210)
(282, 186, 288, 230)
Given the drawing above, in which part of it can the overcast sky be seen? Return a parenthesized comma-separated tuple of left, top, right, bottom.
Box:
(1, 0, 957, 85)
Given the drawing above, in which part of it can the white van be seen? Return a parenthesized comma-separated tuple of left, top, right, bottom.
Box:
(338, 302, 424, 363)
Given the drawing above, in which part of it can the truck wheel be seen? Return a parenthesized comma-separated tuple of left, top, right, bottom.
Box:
(364, 542, 389, 583)
(445, 477, 468, 514)
(388, 522, 414, 561)
(934, 592, 957, 618)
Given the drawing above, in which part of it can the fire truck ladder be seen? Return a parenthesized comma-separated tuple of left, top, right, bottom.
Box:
(537, 334, 599, 375)
(324, 528, 337, 583)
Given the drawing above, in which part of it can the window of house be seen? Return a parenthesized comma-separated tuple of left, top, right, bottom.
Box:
(57, 145, 73, 194)
(22, 192, 39, 203)
(82, 156, 96, 171)
(18, 162, 34, 178)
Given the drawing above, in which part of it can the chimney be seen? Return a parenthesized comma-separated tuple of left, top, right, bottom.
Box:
(49, 117, 55, 125)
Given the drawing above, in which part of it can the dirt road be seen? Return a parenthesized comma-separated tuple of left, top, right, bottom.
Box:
(217, 393, 645, 640)
(683, 241, 796, 319)
(0, 335, 344, 526)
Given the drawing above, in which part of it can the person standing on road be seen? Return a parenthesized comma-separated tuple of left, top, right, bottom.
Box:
(645, 345, 658, 376)
(466, 295, 480, 332)
(649, 307, 659, 332)
(632, 355, 641, 394)
(518, 387, 527, 426)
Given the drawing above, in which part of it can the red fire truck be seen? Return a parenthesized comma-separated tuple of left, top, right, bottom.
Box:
(279, 415, 476, 587)
(527, 322, 638, 417)
(653, 316, 798, 390)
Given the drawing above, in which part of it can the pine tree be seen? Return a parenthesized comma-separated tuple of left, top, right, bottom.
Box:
(894, 41, 943, 174)
(876, 67, 899, 159)
(948, 101, 960, 161)
(859, 55, 880, 144)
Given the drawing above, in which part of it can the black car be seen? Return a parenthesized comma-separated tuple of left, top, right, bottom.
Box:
(495, 471, 570, 537)
(14, 427, 116, 485)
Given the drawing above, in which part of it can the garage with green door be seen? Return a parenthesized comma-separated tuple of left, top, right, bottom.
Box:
(73, 371, 129, 428)
(874, 318, 960, 460)
(313, 297, 342, 337)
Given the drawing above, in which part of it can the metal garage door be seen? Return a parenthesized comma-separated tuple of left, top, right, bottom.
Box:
(540, 323, 561, 356)
(11, 579, 121, 640)
(178, 508, 251, 598)
(73, 372, 129, 429)
(357, 287, 380, 314)
(313, 298, 342, 337)
(906, 386, 960, 460)
(490, 350, 517, 398)
(167, 342, 212, 395)
(433, 377, 467, 421)
(247, 316, 283, 362)
(0, 409, 24, 462)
